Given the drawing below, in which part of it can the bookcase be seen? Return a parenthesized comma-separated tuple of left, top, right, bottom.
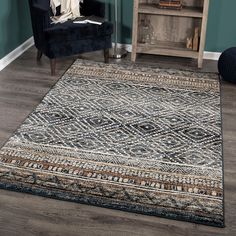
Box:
(131, 0, 210, 68)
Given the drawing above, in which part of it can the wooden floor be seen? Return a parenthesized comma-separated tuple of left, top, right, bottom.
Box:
(0, 47, 236, 236)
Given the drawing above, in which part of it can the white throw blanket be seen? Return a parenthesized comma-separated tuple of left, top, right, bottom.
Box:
(50, 0, 82, 23)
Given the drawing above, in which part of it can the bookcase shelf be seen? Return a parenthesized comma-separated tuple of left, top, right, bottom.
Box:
(131, 0, 210, 68)
(138, 4, 203, 18)
(137, 42, 199, 59)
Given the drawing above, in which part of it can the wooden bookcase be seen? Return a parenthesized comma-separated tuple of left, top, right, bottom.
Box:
(131, 0, 209, 68)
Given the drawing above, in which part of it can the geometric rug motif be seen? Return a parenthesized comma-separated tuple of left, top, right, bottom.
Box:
(0, 60, 224, 227)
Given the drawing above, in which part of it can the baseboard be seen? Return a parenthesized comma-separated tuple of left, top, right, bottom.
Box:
(203, 51, 221, 61)
(0, 37, 34, 71)
(112, 43, 221, 61)
(112, 43, 132, 53)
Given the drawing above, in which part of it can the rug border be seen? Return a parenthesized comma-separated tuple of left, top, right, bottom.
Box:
(0, 59, 225, 228)
(219, 74, 226, 228)
(0, 181, 225, 228)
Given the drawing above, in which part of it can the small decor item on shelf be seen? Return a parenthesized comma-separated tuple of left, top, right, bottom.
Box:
(148, 20, 156, 45)
(138, 17, 154, 44)
(158, 0, 182, 10)
(186, 27, 200, 51)
(193, 27, 199, 51)
(186, 37, 193, 50)
(138, 19, 146, 43)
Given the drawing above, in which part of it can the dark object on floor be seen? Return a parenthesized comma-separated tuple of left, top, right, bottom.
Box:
(218, 47, 236, 83)
(28, 0, 113, 75)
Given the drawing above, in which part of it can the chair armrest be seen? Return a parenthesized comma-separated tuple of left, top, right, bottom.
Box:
(31, 0, 50, 12)
(80, 0, 105, 18)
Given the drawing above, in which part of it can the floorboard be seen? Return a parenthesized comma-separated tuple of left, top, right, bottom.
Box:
(0, 47, 235, 236)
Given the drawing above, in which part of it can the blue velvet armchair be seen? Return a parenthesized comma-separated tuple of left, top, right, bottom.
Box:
(28, 0, 113, 75)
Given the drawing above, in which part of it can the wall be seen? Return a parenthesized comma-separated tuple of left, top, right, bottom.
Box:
(0, 0, 32, 59)
(105, 0, 236, 52)
(206, 0, 236, 52)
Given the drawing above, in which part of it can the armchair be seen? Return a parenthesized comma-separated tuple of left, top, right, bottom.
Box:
(28, 0, 113, 75)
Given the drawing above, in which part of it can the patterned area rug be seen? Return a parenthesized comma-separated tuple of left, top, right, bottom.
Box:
(0, 61, 224, 227)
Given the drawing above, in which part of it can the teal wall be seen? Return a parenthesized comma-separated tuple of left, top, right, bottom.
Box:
(104, 0, 133, 45)
(0, 0, 32, 59)
(206, 0, 236, 52)
(104, 0, 236, 52)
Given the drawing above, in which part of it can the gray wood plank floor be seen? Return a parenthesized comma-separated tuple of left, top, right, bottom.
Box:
(0, 47, 235, 236)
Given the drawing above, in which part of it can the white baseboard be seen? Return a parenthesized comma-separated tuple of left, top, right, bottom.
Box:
(0, 37, 34, 71)
(203, 51, 221, 61)
(112, 43, 132, 53)
(112, 43, 221, 61)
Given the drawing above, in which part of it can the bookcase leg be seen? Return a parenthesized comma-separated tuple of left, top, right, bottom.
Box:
(131, 0, 139, 63)
(131, 52, 137, 63)
(198, 57, 203, 69)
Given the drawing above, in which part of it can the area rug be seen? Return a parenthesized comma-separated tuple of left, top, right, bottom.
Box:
(0, 60, 224, 227)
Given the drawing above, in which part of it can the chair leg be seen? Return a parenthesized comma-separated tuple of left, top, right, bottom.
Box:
(50, 59, 56, 76)
(104, 48, 109, 64)
(37, 50, 43, 61)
